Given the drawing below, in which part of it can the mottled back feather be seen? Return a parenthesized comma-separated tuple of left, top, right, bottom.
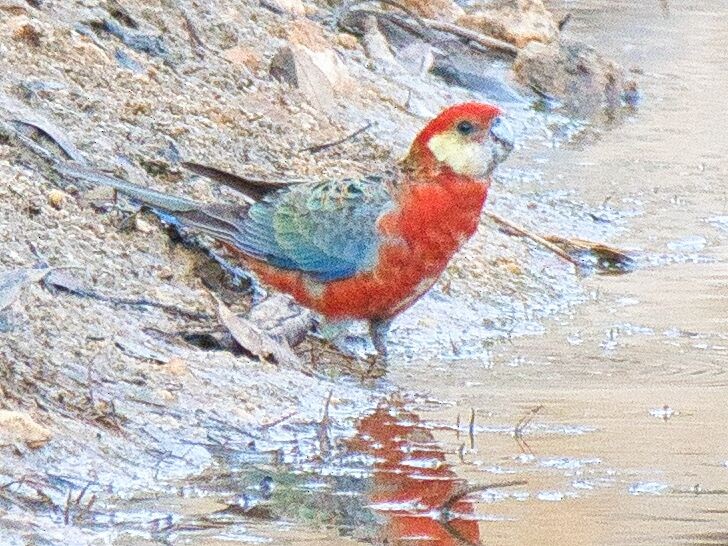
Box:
(232, 174, 394, 281)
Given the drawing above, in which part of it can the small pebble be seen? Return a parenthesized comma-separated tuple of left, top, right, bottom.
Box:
(134, 216, 154, 234)
(47, 189, 65, 209)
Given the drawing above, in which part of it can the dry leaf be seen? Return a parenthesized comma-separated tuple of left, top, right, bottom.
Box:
(215, 298, 302, 368)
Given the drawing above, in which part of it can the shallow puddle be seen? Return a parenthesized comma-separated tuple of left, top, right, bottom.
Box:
(388, 1, 728, 544)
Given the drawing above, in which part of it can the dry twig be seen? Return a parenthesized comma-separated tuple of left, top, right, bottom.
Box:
(486, 211, 580, 268)
(487, 211, 635, 273)
(300, 121, 373, 153)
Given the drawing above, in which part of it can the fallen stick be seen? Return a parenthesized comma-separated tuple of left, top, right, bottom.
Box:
(487, 212, 636, 273)
(341, 1, 519, 56)
(486, 211, 580, 268)
(300, 121, 373, 153)
(424, 18, 519, 56)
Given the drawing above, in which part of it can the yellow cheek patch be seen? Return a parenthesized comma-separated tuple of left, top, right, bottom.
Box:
(427, 132, 488, 177)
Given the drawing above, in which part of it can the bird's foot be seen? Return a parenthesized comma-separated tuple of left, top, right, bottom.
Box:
(363, 352, 388, 379)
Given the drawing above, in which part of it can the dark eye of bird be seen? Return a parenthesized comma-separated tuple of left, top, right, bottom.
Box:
(457, 120, 474, 135)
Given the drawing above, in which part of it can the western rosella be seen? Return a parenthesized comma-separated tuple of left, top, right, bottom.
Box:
(64, 102, 513, 361)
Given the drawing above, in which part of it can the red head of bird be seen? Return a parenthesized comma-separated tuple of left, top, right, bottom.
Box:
(403, 102, 514, 182)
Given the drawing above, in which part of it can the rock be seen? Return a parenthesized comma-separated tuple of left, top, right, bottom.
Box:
(458, 0, 558, 49)
(359, 16, 433, 75)
(162, 357, 189, 376)
(270, 45, 332, 110)
(0, 410, 51, 449)
(431, 56, 525, 102)
(285, 19, 330, 51)
(394, 0, 464, 22)
(270, 21, 350, 111)
(8, 15, 45, 46)
(335, 32, 360, 50)
(157, 266, 174, 280)
(0, 1, 28, 16)
(303, 3, 320, 17)
(361, 16, 397, 68)
(134, 215, 154, 234)
(223, 45, 263, 72)
(513, 39, 629, 115)
(398, 41, 435, 75)
(72, 34, 110, 64)
(261, 0, 305, 17)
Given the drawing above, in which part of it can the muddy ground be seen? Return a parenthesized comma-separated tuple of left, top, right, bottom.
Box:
(1, 0, 725, 544)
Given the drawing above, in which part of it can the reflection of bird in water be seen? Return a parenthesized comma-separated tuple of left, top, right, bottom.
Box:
(349, 404, 481, 545)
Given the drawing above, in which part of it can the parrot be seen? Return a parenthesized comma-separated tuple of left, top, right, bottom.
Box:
(58, 102, 514, 362)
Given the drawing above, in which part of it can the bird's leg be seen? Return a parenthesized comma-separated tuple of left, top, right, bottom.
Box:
(310, 318, 392, 378)
(368, 318, 391, 357)
(364, 318, 392, 378)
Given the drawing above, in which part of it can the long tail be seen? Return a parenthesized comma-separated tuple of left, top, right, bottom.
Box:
(57, 163, 199, 212)
(181, 161, 300, 202)
(57, 163, 251, 250)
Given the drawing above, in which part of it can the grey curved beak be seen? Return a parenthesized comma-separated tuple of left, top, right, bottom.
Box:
(489, 116, 515, 153)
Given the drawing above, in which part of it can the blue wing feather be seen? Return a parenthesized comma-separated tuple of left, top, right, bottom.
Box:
(235, 175, 393, 281)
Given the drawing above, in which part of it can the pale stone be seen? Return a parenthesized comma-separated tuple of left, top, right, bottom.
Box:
(458, 0, 558, 49)
(223, 45, 263, 72)
(393, 0, 464, 22)
(270, 23, 351, 111)
(514, 39, 627, 114)
(0, 410, 51, 449)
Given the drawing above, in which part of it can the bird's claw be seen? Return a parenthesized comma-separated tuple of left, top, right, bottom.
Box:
(363, 353, 388, 379)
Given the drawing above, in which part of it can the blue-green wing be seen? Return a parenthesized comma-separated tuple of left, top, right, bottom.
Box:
(232, 175, 393, 281)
